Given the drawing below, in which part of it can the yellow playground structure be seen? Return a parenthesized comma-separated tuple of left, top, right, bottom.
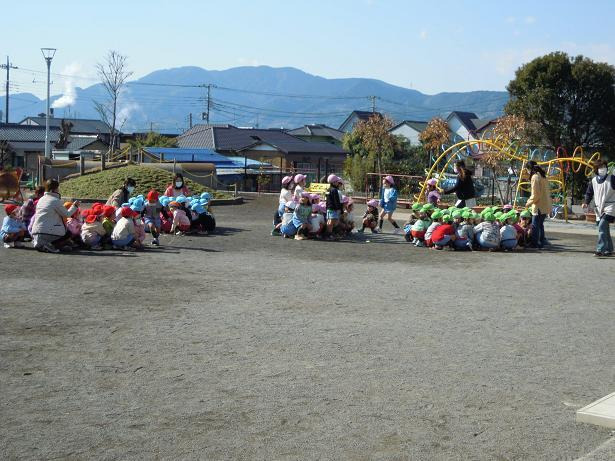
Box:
(417, 131, 608, 219)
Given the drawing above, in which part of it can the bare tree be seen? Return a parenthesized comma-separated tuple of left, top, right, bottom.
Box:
(94, 50, 133, 169)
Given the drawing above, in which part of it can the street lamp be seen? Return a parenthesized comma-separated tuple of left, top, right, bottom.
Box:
(41, 48, 56, 159)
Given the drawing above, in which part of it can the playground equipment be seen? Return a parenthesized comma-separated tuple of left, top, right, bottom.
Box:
(416, 131, 605, 220)
(0, 168, 24, 202)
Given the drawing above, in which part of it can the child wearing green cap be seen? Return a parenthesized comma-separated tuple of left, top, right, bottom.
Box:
(403, 203, 421, 242)
(425, 210, 443, 247)
(454, 211, 475, 250)
(518, 210, 532, 247)
(500, 213, 518, 251)
(473, 212, 501, 250)
(410, 207, 431, 246)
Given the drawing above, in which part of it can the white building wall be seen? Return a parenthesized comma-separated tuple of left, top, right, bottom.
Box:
(391, 124, 421, 145)
(448, 115, 472, 141)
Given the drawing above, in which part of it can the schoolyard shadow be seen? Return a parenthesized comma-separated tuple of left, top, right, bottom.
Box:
(210, 226, 247, 236)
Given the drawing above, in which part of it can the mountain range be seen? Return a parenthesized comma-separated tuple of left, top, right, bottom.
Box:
(1, 66, 509, 133)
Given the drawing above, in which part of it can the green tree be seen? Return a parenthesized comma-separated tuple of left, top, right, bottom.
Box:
(506, 52, 615, 155)
(129, 131, 178, 150)
(342, 115, 398, 190)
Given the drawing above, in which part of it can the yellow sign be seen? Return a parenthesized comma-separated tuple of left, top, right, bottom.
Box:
(306, 183, 330, 195)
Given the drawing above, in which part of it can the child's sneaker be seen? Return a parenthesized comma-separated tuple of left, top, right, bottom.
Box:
(271, 229, 281, 236)
(357, 228, 364, 233)
(152, 238, 160, 246)
(42, 243, 60, 253)
(3, 242, 13, 248)
(175, 230, 184, 236)
(90, 244, 103, 251)
(415, 241, 425, 247)
(372, 228, 380, 234)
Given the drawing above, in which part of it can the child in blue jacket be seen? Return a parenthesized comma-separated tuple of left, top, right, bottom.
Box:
(379, 175, 402, 234)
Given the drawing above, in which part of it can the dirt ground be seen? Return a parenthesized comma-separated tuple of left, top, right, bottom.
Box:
(1, 196, 614, 460)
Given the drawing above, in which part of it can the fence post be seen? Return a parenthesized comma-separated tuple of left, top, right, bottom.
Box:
(79, 154, 85, 176)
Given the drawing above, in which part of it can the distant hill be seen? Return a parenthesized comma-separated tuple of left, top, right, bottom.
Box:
(1, 66, 508, 133)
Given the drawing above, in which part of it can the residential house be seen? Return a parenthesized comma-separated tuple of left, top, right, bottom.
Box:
(389, 120, 429, 145)
(338, 110, 383, 133)
(19, 116, 117, 150)
(446, 111, 497, 142)
(0, 123, 60, 176)
(176, 125, 348, 187)
(286, 124, 345, 146)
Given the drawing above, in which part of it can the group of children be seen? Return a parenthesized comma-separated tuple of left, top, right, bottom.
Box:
(272, 174, 355, 240)
(399, 203, 532, 251)
(1, 189, 216, 252)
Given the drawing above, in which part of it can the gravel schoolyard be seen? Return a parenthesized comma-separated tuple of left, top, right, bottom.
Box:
(1, 196, 614, 460)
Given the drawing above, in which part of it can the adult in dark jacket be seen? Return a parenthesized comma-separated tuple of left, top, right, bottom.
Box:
(106, 177, 136, 208)
(444, 160, 476, 208)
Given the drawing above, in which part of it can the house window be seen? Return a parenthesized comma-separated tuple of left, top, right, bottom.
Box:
(296, 162, 312, 171)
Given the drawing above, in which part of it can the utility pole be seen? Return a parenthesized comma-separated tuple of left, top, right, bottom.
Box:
(369, 95, 377, 113)
(1, 57, 18, 124)
(201, 84, 216, 124)
(189, 112, 193, 129)
(41, 48, 56, 159)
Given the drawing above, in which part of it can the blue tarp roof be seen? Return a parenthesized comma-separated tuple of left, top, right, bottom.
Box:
(144, 147, 236, 167)
(226, 156, 271, 168)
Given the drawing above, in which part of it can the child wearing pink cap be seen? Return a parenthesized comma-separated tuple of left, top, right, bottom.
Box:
(379, 175, 401, 234)
(273, 176, 294, 235)
(325, 174, 344, 240)
(340, 197, 355, 234)
(308, 203, 326, 237)
(426, 179, 441, 205)
(292, 174, 307, 202)
(359, 199, 379, 233)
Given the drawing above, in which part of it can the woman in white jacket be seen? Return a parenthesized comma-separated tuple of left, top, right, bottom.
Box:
(31, 179, 80, 253)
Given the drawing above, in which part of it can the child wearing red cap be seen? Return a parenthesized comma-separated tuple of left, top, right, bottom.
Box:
(101, 205, 116, 247)
(1, 204, 27, 248)
(144, 190, 162, 245)
(80, 210, 105, 250)
(64, 201, 83, 245)
(111, 206, 137, 250)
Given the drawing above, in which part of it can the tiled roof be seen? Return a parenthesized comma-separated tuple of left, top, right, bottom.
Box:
(0, 123, 60, 142)
(287, 124, 345, 141)
(447, 111, 480, 131)
(391, 120, 429, 133)
(176, 124, 216, 149)
(63, 135, 106, 151)
(19, 117, 112, 134)
(178, 125, 348, 155)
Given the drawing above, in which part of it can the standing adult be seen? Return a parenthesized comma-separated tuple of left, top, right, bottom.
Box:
(164, 173, 191, 198)
(106, 177, 136, 208)
(524, 161, 552, 249)
(582, 160, 615, 256)
(30, 179, 80, 253)
(443, 160, 476, 208)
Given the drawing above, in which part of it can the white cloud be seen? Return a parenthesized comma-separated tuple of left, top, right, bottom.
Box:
(419, 29, 428, 40)
(52, 62, 82, 109)
(524, 16, 536, 24)
(506, 16, 516, 24)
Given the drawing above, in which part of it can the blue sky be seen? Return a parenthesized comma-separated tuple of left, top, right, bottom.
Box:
(5, 0, 615, 98)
